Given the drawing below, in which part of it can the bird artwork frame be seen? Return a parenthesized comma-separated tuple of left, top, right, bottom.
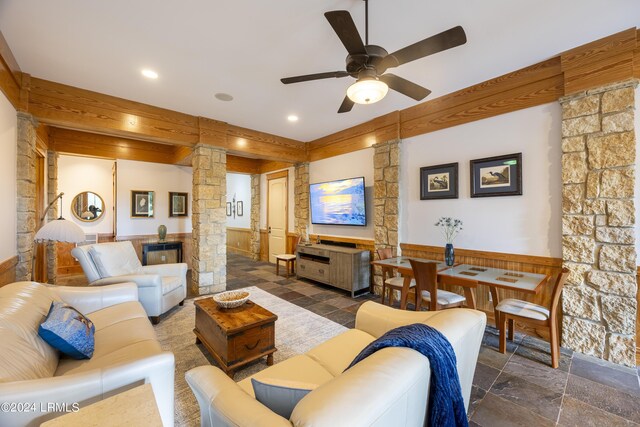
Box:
(470, 153, 522, 198)
(420, 162, 459, 200)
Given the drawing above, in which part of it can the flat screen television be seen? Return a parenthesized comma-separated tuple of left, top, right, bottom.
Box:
(310, 177, 366, 226)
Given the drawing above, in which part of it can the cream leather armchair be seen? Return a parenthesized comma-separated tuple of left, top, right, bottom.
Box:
(186, 301, 486, 427)
(72, 241, 187, 323)
(0, 282, 174, 427)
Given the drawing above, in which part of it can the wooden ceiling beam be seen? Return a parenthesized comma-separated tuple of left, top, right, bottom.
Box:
(1, 27, 637, 168)
(226, 124, 306, 163)
(307, 111, 400, 162)
(561, 28, 637, 95)
(0, 30, 21, 109)
(50, 128, 178, 164)
(29, 78, 200, 146)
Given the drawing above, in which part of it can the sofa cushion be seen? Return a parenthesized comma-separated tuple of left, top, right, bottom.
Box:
(251, 378, 318, 419)
(161, 276, 183, 295)
(89, 242, 142, 278)
(0, 282, 60, 382)
(38, 302, 96, 359)
(238, 355, 334, 397)
(305, 329, 376, 376)
(54, 301, 160, 376)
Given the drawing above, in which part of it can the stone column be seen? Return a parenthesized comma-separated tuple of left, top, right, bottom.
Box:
(15, 112, 38, 281)
(294, 163, 310, 237)
(46, 151, 58, 284)
(250, 174, 261, 261)
(372, 140, 400, 295)
(560, 81, 638, 367)
(191, 144, 227, 295)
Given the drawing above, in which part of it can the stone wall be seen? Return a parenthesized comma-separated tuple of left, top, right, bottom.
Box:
(294, 163, 310, 237)
(191, 144, 227, 295)
(46, 151, 58, 283)
(15, 113, 37, 281)
(250, 173, 260, 261)
(560, 81, 638, 367)
(372, 140, 400, 295)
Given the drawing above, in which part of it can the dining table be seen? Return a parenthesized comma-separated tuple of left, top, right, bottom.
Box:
(371, 256, 550, 326)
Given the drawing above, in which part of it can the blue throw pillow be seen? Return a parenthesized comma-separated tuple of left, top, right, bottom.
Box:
(38, 302, 95, 359)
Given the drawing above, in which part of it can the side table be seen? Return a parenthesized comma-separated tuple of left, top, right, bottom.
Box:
(40, 383, 162, 427)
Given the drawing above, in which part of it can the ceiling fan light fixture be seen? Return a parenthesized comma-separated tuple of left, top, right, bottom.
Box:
(347, 78, 388, 105)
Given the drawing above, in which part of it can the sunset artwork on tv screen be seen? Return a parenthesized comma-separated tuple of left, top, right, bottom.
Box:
(310, 177, 366, 226)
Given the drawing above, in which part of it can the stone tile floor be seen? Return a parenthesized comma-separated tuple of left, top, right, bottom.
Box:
(226, 254, 640, 426)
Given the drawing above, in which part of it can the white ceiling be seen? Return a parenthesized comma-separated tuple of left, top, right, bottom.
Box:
(0, 0, 638, 142)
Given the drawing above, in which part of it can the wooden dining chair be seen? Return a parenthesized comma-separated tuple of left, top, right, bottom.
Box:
(410, 259, 466, 311)
(497, 268, 569, 368)
(275, 236, 301, 278)
(377, 248, 417, 308)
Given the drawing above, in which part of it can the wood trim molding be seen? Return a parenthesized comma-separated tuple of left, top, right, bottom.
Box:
(226, 227, 251, 232)
(0, 255, 18, 287)
(0, 255, 18, 274)
(400, 243, 563, 268)
(266, 169, 289, 180)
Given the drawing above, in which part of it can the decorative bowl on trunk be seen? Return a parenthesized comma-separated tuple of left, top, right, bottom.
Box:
(212, 290, 250, 309)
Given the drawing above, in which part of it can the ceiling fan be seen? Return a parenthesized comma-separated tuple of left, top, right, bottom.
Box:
(280, 0, 467, 113)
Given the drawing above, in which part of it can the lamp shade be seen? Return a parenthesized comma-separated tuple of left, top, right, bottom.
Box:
(35, 219, 85, 243)
(347, 78, 388, 105)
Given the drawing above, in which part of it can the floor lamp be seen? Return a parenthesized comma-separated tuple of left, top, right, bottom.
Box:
(32, 192, 86, 282)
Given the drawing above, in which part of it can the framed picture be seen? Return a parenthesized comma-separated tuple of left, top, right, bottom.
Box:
(470, 153, 522, 198)
(420, 163, 458, 200)
(226, 202, 232, 216)
(236, 201, 243, 216)
(169, 192, 188, 217)
(131, 190, 154, 218)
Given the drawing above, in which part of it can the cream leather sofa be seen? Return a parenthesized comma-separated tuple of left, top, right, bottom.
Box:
(72, 241, 187, 323)
(0, 281, 174, 427)
(187, 301, 486, 427)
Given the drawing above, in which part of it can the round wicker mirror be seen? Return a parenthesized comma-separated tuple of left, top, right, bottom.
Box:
(71, 191, 105, 222)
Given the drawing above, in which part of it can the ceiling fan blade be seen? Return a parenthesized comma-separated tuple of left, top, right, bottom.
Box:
(380, 74, 431, 101)
(324, 11, 366, 55)
(381, 26, 467, 70)
(338, 95, 354, 113)
(281, 71, 349, 84)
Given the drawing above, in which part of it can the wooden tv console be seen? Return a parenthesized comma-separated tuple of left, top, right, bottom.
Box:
(296, 244, 370, 297)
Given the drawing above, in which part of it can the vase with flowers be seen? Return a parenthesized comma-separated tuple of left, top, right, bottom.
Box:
(435, 217, 463, 266)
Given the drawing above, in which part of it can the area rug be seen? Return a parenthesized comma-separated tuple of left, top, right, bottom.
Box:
(154, 286, 348, 426)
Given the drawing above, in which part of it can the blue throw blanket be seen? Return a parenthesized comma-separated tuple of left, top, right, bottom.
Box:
(345, 323, 468, 427)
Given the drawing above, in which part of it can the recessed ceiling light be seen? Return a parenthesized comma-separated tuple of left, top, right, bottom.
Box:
(214, 93, 234, 102)
(287, 115, 299, 122)
(141, 69, 158, 79)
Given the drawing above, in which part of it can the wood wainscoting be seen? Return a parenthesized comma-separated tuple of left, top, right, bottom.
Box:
(637, 267, 639, 364)
(57, 233, 193, 279)
(227, 227, 251, 257)
(0, 255, 18, 287)
(400, 243, 563, 340)
(57, 233, 115, 276)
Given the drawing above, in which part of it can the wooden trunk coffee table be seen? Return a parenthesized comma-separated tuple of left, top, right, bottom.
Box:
(194, 298, 277, 378)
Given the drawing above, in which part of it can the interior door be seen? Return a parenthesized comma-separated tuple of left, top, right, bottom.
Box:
(268, 176, 287, 263)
